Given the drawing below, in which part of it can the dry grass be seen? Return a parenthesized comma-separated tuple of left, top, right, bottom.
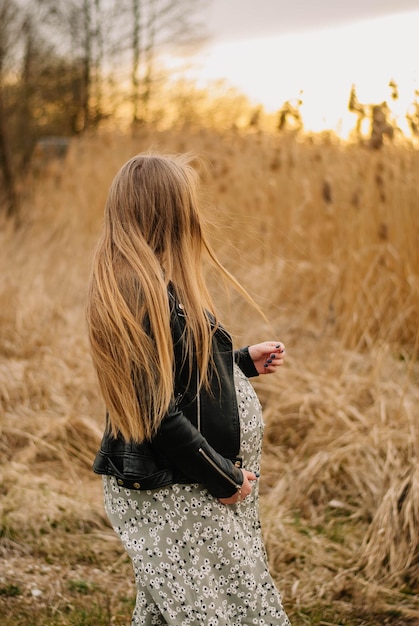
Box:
(1, 126, 418, 624)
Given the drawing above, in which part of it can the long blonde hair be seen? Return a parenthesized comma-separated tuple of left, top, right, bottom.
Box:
(86, 153, 257, 442)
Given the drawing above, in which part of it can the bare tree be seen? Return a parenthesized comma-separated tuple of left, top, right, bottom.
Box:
(0, 0, 20, 217)
(92, 0, 104, 120)
(132, 0, 142, 123)
(39, 0, 113, 130)
(80, 0, 92, 129)
(129, 0, 208, 125)
(55, 0, 96, 131)
(17, 15, 37, 169)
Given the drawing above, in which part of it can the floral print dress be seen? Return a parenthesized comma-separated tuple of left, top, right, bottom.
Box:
(103, 364, 290, 625)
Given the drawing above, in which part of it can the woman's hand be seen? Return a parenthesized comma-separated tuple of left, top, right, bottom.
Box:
(248, 341, 286, 374)
(218, 469, 257, 505)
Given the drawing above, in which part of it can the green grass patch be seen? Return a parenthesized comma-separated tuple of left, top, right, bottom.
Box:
(0, 583, 22, 597)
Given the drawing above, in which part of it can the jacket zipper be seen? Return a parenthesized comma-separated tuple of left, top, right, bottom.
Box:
(196, 371, 240, 490)
(198, 447, 241, 489)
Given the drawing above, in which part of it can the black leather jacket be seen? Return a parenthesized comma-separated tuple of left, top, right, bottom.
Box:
(93, 291, 259, 498)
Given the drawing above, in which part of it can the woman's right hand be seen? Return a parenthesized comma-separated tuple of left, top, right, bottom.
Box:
(218, 469, 257, 505)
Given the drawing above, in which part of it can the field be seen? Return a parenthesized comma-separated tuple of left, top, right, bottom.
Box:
(1, 126, 418, 625)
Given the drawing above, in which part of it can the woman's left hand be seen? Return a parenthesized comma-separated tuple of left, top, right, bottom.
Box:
(218, 469, 257, 505)
(248, 341, 286, 375)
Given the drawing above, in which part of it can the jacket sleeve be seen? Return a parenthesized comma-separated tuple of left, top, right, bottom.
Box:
(151, 401, 244, 499)
(234, 346, 259, 378)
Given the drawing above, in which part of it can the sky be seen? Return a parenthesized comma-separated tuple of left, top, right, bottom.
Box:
(180, 0, 419, 135)
(206, 0, 419, 42)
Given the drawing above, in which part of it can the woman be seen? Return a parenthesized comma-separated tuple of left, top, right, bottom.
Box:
(87, 153, 291, 625)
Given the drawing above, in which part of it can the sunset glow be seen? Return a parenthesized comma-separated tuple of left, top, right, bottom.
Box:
(183, 10, 419, 136)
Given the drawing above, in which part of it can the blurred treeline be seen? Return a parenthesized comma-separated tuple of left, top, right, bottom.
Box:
(0, 0, 208, 214)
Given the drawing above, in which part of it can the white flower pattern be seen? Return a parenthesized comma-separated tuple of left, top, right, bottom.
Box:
(103, 364, 290, 625)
